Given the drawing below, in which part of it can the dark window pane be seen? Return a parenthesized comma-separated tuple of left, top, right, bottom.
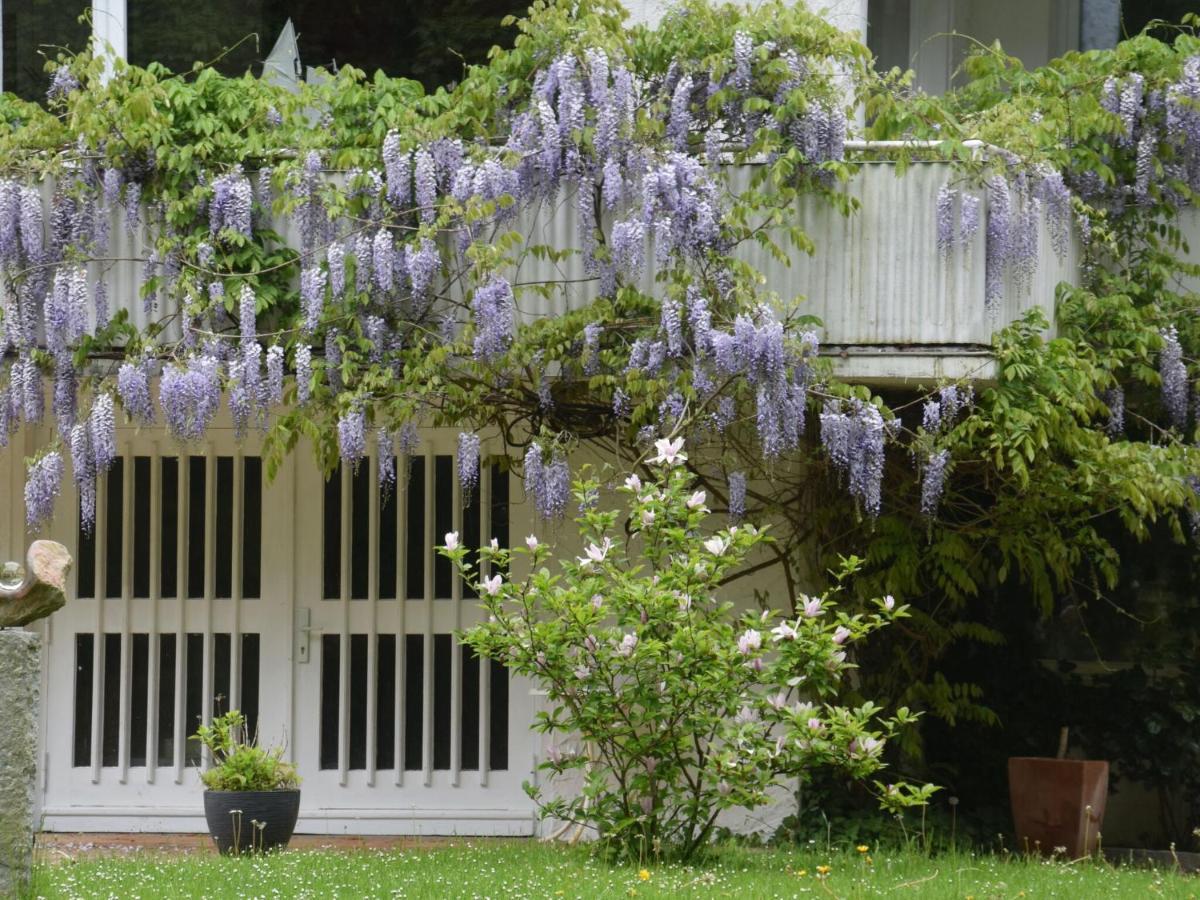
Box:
(243, 457, 262, 598)
(157, 634, 176, 767)
(102, 633, 121, 767)
(349, 633, 368, 769)
(128, 2, 274, 78)
(2, 1, 90, 103)
(78, 496, 96, 599)
(160, 457, 178, 599)
(130, 634, 149, 767)
(323, 466, 341, 600)
(185, 633, 203, 765)
(215, 457, 234, 599)
(463, 468, 481, 600)
(105, 459, 124, 600)
(461, 649, 480, 771)
(351, 464, 370, 600)
(406, 457, 425, 601)
(377, 635, 396, 770)
(491, 462, 510, 573)
(433, 634, 452, 769)
(214, 632, 231, 717)
(73, 633, 94, 767)
(133, 458, 151, 598)
(379, 463, 398, 600)
(241, 633, 260, 743)
(490, 659, 508, 771)
(187, 457, 206, 598)
(434, 456, 453, 599)
(319, 635, 339, 770)
(404, 635, 423, 770)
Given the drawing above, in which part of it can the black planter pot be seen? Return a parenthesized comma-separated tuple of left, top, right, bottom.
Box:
(203, 790, 301, 855)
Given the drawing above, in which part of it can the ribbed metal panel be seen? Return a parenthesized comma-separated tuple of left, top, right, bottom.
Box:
(504, 162, 1076, 350)
(42, 161, 1080, 381)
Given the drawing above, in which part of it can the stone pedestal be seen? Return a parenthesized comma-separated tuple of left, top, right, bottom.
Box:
(0, 629, 39, 898)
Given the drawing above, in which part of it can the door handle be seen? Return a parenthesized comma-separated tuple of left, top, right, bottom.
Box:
(296, 608, 320, 664)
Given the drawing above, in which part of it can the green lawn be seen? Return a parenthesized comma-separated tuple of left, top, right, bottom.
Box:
(28, 840, 1199, 899)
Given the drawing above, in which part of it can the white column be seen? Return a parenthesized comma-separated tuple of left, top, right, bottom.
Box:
(92, 0, 128, 61)
(1080, 0, 1120, 51)
(624, 0, 866, 37)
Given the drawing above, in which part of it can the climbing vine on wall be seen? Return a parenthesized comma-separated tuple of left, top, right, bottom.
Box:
(0, 0, 1198, 748)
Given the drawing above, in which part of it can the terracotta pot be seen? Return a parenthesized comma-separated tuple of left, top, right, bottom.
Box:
(203, 789, 301, 855)
(1008, 757, 1108, 858)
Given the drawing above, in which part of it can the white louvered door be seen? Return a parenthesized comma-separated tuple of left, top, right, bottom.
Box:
(39, 428, 294, 831)
(291, 432, 535, 835)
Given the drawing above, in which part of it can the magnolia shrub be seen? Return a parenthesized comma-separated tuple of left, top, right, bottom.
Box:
(442, 439, 929, 861)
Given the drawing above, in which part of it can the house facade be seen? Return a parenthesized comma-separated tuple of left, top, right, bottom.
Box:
(0, 0, 1164, 836)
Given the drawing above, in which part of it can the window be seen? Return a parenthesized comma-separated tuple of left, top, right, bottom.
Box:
(2, 1, 90, 102)
(124, 0, 526, 89)
(77, 454, 263, 601)
(73, 630, 260, 768)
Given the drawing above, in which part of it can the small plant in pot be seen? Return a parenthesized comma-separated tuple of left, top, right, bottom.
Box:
(194, 710, 301, 855)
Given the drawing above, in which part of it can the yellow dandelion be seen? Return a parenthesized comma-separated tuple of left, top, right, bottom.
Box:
(638, 869, 651, 882)
(816, 865, 831, 875)
(796, 869, 808, 877)
(856, 845, 869, 853)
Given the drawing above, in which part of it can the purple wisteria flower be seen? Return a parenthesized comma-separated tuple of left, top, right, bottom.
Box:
(1102, 386, 1125, 436)
(1160, 326, 1190, 430)
(397, 421, 420, 456)
(210, 167, 253, 239)
(610, 220, 645, 283)
(471, 276, 516, 361)
(936, 185, 956, 255)
(301, 266, 326, 335)
(19, 185, 43, 261)
(338, 406, 367, 465)
(294, 344, 312, 406)
(117, 359, 155, 425)
(819, 398, 887, 517)
(89, 393, 117, 474)
(70, 422, 96, 533)
(383, 131, 411, 207)
(25, 450, 64, 531)
(265, 344, 284, 406)
(984, 176, 1011, 307)
(728, 470, 747, 522)
(160, 354, 221, 442)
(524, 441, 570, 519)
(921, 449, 950, 517)
(457, 431, 481, 495)
(414, 149, 437, 224)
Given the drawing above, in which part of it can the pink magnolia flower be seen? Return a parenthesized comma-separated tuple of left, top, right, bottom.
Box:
(577, 537, 613, 567)
(444, 531, 460, 551)
(624, 473, 642, 491)
(802, 597, 823, 618)
(616, 633, 638, 657)
(883, 594, 896, 611)
(481, 574, 504, 596)
(640, 509, 656, 527)
(772, 621, 798, 642)
(686, 490, 707, 509)
(736, 628, 762, 654)
(832, 625, 851, 645)
(525, 534, 539, 551)
(650, 436, 686, 466)
(704, 535, 730, 556)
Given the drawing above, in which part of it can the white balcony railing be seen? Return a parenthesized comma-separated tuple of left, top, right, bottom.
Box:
(28, 159, 1083, 386)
